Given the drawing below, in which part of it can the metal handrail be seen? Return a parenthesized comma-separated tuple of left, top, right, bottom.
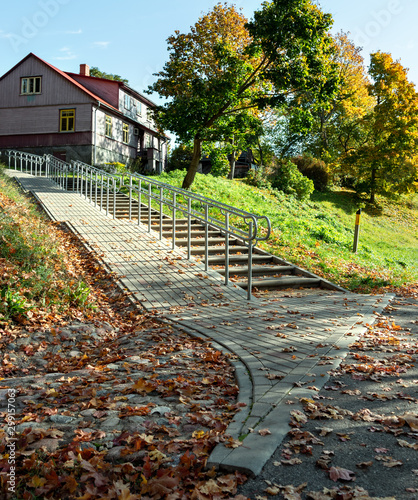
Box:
(4, 150, 272, 300)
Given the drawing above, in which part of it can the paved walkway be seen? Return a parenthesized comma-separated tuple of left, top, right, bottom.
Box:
(7, 170, 393, 476)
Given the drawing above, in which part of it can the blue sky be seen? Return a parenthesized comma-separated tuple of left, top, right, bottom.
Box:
(1, 0, 417, 103)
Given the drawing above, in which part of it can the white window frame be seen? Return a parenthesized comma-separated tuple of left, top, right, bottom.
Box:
(21, 76, 42, 95)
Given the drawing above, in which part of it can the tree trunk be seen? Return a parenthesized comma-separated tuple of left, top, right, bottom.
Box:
(182, 137, 202, 189)
(228, 149, 236, 179)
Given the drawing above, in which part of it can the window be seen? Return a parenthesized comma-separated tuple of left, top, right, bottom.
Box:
(137, 102, 143, 116)
(60, 109, 75, 132)
(123, 123, 129, 144)
(21, 76, 42, 95)
(124, 94, 131, 109)
(105, 115, 112, 137)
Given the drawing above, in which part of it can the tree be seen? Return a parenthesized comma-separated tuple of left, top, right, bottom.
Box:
(148, 1, 339, 189)
(310, 32, 374, 161)
(342, 52, 418, 202)
(168, 144, 194, 172)
(90, 67, 129, 85)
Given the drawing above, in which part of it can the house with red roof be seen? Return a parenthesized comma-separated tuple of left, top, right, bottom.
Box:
(0, 53, 167, 171)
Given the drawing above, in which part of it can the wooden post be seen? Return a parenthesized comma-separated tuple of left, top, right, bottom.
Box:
(353, 208, 361, 253)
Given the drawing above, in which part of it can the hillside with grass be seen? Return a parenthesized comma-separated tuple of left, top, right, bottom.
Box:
(152, 170, 418, 293)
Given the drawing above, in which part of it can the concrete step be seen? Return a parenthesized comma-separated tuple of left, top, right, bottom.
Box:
(238, 277, 322, 290)
(190, 245, 249, 256)
(176, 237, 239, 246)
(206, 254, 273, 265)
(218, 265, 295, 276)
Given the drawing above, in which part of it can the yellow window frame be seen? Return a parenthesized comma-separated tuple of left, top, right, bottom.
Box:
(60, 109, 75, 132)
(123, 123, 129, 144)
(105, 115, 112, 137)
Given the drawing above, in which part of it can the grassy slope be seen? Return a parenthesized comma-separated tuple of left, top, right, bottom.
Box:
(152, 170, 418, 293)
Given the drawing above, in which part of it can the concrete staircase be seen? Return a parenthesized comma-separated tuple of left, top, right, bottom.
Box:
(69, 182, 345, 294)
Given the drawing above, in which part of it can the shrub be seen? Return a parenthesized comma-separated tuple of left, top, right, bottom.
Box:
(168, 144, 194, 172)
(293, 155, 329, 192)
(245, 167, 273, 190)
(271, 160, 314, 200)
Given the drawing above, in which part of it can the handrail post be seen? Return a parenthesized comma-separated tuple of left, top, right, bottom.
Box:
(172, 193, 176, 250)
(148, 184, 151, 232)
(247, 221, 253, 301)
(94, 172, 98, 207)
(138, 179, 142, 226)
(204, 204, 209, 272)
(187, 198, 191, 260)
(159, 187, 163, 240)
(100, 174, 103, 210)
(106, 177, 110, 216)
(89, 169, 93, 203)
(113, 178, 116, 219)
(225, 213, 230, 286)
(129, 174, 132, 221)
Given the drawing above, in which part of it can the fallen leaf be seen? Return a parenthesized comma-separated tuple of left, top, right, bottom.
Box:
(328, 466, 356, 482)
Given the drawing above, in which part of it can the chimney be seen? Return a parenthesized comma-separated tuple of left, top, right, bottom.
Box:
(79, 64, 90, 77)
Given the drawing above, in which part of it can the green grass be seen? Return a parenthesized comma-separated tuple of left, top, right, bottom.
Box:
(0, 168, 95, 323)
(150, 170, 418, 293)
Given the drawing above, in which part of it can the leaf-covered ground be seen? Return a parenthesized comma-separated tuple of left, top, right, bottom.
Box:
(0, 183, 248, 499)
(238, 285, 418, 500)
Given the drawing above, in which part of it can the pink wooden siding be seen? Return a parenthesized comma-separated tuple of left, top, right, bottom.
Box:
(0, 57, 93, 108)
(0, 104, 92, 135)
(0, 131, 92, 148)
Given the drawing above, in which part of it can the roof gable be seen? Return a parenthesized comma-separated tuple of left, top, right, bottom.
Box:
(0, 53, 119, 113)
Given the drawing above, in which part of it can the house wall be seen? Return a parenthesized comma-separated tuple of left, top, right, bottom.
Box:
(0, 104, 92, 136)
(92, 108, 138, 165)
(0, 57, 93, 109)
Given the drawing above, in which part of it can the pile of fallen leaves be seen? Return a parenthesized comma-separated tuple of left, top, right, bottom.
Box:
(0, 176, 249, 499)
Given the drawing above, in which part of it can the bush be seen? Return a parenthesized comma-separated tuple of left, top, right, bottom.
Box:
(271, 160, 314, 200)
(293, 155, 329, 192)
(168, 144, 194, 172)
(245, 167, 273, 190)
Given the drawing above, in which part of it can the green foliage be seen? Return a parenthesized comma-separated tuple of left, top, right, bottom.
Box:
(168, 144, 194, 172)
(151, 171, 418, 292)
(103, 162, 126, 174)
(341, 52, 418, 202)
(245, 167, 273, 190)
(293, 155, 330, 191)
(149, 1, 338, 188)
(90, 67, 129, 85)
(203, 145, 230, 177)
(271, 160, 314, 200)
(0, 171, 94, 323)
(0, 287, 32, 321)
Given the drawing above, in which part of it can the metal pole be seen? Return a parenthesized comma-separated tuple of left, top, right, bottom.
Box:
(225, 213, 230, 286)
(148, 184, 152, 232)
(129, 175, 132, 221)
(187, 198, 191, 260)
(247, 221, 253, 300)
(159, 187, 163, 240)
(113, 179, 116, 219)
(138, 179, 141, 226)
(204, 204, 209, 272)
(353, 208, 361, 253)
(172, 193, 176, 250)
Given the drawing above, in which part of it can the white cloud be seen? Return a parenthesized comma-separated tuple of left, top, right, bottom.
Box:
(54, 47, 77, 60)
(92, 41, 110, 49)
(65, 29, 82, 35)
